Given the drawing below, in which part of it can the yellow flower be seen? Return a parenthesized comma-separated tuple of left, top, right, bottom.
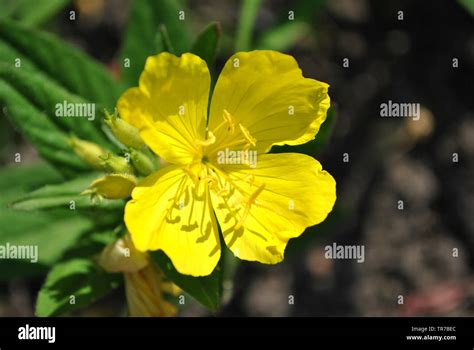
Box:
(98, 235, 179, 317)
(117, 50, 336, 277)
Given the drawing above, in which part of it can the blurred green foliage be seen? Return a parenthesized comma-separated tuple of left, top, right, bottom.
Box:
(0, 0, 70, 27)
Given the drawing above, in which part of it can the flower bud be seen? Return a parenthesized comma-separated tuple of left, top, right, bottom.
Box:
(98, 235, 180, 317)
(100, 153, 134, 174)
(105, 111, 145, 149)
(130, 149, 157, 176)
(125, 265, 179, 317)
(82, 174, 137, 200)
(98, 235, 148, 273)
(68, 135, 108, 170)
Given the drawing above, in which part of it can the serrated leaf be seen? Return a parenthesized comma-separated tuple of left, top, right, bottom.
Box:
(0, 63, 113, 148)
(9, 173, 125, 211)
(0, 0, 71, 27)
(0, 162, 62, 194)
(0, 18, 121, 108)
(36, 258, 121, 316)
(119, 0, 190, 86)
(191, 22, 220, 69)
(150, 250, 222, 311)
(0, 163, 95, 279)
(0, 79, 89, 173)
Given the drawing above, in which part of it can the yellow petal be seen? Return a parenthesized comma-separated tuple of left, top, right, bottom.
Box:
(125, 165, 221, 276)
(207, 51, 330, 158)
(83, 173, 137, 199)
(117, 52, 210, 165)
(209, 153, 336, 264)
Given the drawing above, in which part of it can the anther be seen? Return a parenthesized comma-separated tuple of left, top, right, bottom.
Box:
(238, 124, 257, 147)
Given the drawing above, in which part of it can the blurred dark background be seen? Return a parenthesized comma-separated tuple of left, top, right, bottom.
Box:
(1, 0, 473, 316)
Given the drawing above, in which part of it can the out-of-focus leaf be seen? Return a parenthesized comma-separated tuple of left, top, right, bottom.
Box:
(256, 22, 310, 51)
(191, 22, 220, 69)
(0, 162, 62, 193)
(9, 173, 125, 211)
(60, 229, 120, 262)
(0, 63, 112, 148)
(0, 163, 97, 279)
(158, 24, 175, 54)
(0, 18, 120, 108)
(0, 80, 89, 173)
(0, 0, 71, 27)
(119, 0, 190, 86)
(150, 250, 223, 311)
(0, 211, 97, 280)
(235, 0, 261, 51)
(459, 0, 474, 15)
(36, 258, 121, 316)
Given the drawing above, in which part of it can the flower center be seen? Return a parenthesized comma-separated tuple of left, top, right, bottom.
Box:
(186, 110, 263, 230)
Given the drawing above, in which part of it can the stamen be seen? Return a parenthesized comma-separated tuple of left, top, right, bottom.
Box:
(223, 110, 235, 134)
(195, 131, 216, 146)
(211, 109, 236, 135)
(238, 124, 257, 147)
(234, 183, 265, 230)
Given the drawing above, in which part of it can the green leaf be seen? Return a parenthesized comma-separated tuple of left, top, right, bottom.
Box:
(158, 24, 176, 54)
(150, 250, 223, 311)
(119, 0, 190, 86)
(36, 258, 121, 316)
(0, 80, 90, 173)
(0, 162, 62, 194)
(60, 229, 120, 262)
(235, 0, 262, 51)
(191, 22, 220, 69)
(256, 22, 310, 51)
(9, 173, 125, 211)
(0, 63, 113, 148)
(0, 210, 97, 280)
(0, 163, 121, 281)
(459, 0, 474, 15)
(0, 18, 121, 107)
(0, 0, 71, 27)
(0, 163, 97, 279)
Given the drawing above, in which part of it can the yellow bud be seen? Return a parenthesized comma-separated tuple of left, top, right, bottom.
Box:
(125, 265, 178, 317)
(82, 173, 137, 199)
(98, 234, 180, 317)
(68, 135, 107, 169)
(130, 149, 157, 176)
(105, 111, 145, 149)
(98, 235, 148, 273)
(100, 153, 134, 174)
